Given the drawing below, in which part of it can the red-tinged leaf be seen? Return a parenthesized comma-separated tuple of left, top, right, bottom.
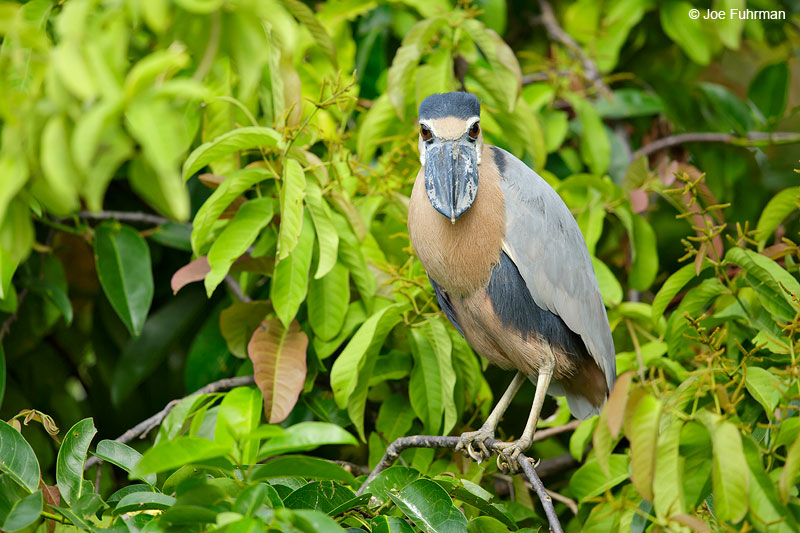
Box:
(220, 300, 272, 358)
(198, 173, 225, 188)
(248, 318, 308, 424)
(605, 371, 632, 438)
(171, 257, 210, 294)
(631, 188, 648, 214)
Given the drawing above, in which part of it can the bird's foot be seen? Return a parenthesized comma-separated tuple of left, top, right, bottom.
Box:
(495, 438, 533, 474)
(455, 428, 495, 463)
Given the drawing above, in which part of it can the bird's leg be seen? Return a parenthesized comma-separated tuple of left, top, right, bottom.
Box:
(496, 345, 556, 473)
(456, 371, 526, 463)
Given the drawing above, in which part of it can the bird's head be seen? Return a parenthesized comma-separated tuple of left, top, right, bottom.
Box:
(418, 92, 482, 223)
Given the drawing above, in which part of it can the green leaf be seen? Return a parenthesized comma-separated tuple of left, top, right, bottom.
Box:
(594, 89, 664, 119)
(0, 421, 40, 493)
(567, 95, 610, 175)
(371, 515, 416, 533)
(697, 411, 749, 523)
(37, 114, 80, 215)
(660, 0, 711, 65)
(467, 516, 510, 533)
(95, 440, 157, 486)
(0, 484, 43, 532)
(308, 263, 349, 341)
(271, 214, 315, 327)
(250, 456, 356, 485)
(278, 159, 307, 261)
(191, 167, 274, 255)
(780, 435, 800, 504)
(755, 186, 799, 247)
(280, 0, 337, 67)
(570, 455, 628, 501)
(182, 127, 282, 181)
(744, 366, 782, 417)
(388, 478, 468, 533)
(130, 437, 231, 478)
(362, 466, 420, 506)
(629, 215, 658, 290)
(277, 508, 347, 532)
(205, 197, 274, 296)
(742, 436, 797, 532)
(330, 305, 401, 409)
(714, 0, 744, 49)
(726, 247, 800, 317)
(409, 319, 457, 435)
(248, 319, 308, 425)
(652, 261, 710, 320)
(94, 222, 154, 336)
(592, 256, 622, 307)
(331, 212, 375, 310)
(284, 480, 357, 514)
(570, 417, 598, 461)
(114, 492, 175, 515)
(214, 386, 263, 463)
(357, 94, 397, 162)
(387, 18, 446, 115)
(628, 395, 662, 502)
(698, 82, 753, 135)
(313, 301, 367, 359)
(258, 422, 357, 460)
(305, 183, 339, 279)
(749, 62, 789, 121)
(56, 418, 97, 506)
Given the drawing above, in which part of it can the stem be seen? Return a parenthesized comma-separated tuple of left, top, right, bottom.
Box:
(633, 131, 800, 160)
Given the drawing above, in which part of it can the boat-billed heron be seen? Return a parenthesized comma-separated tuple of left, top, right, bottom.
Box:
(408, 92, 616, 471)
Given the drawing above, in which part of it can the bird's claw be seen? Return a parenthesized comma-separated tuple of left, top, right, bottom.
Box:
(455, 428, 494, 463)
(494, 439, 532, 474)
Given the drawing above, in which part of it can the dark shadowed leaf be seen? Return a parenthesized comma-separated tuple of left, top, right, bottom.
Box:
(283, 480, 355, 513)
(94, 222, 153, 336)
(251, 456, 356, 485)
(220, 300, 272, 358)
(249, 318, 308, 424)
(0, 421, 40, 493)
(748, 62, 789, 121)
(56, 418, 97, 506)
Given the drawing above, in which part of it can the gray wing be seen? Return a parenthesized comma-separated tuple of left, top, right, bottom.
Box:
(493, 147, 616, 413)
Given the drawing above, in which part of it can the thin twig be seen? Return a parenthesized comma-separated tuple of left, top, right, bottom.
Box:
(78, 210, 172, 226)
(535, 0, 610, 96)
(358, 434, 566, 533)
(547, 489, 578, 515)
(0, 288, 27, 339)
(84, 376, 255, 470)
(225, 275, 251, 302)
(632, 131, 800, 160)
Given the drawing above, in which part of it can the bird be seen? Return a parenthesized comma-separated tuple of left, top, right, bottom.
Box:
(407, 91, 616, 471)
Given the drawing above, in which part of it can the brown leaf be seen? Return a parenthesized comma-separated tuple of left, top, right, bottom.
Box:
(248, 318, 308, 423)
(630, 188, 649, 214)
(231, 256, 275, 276)
(171, 257, 210, 294)
(220, 195, 247, 220)
(605, 371, 633, 438)
(40, 482, 60, 533)
(670, 513, 710, 532)
(198, 173, 225, 188)
(220, 300, 272, 358)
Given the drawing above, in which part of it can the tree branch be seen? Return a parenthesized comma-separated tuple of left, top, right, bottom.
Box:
(358, 432, 571, 533)
(78, 210, 172, 226)
(632, 131, 800, 161)
(535, 0, 610, 96)
(84, 375, 255, 470)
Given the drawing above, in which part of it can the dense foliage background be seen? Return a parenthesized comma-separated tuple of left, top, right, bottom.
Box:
(1, 0, 799, 530)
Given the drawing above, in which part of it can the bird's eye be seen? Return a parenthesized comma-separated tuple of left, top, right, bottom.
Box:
(420, 125, 433, 141)
(468, 122, 480, 140)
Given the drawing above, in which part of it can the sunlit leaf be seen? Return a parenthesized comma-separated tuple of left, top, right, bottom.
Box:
(258, 422, 357, 460)
(130, 437, 231, 478)
(272, 214, 315, 327)
(182, 127, 282, 180)
(56, 418, 97, 506)
(308, 263, 349, 341)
